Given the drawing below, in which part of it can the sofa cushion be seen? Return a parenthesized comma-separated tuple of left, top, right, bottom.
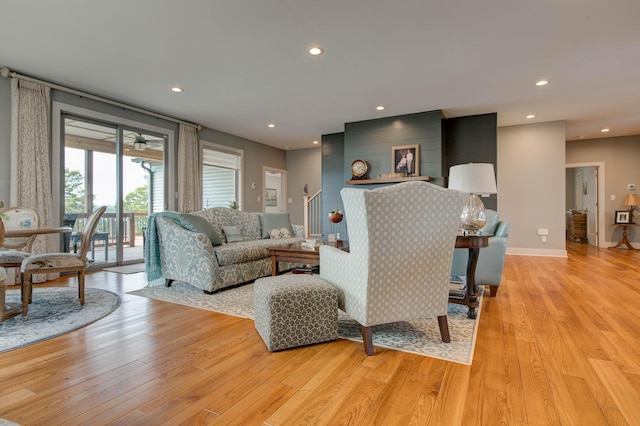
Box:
(259, 213, 293, 239)
(214, 237, 302, 266)
(181, 213, 223, 246)
(222, 225, 243, 243)
(269, 228, 291, 239)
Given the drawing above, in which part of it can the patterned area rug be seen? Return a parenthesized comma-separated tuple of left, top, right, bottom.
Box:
(130, 282, 482, 365)
(0, 288, 121, 353)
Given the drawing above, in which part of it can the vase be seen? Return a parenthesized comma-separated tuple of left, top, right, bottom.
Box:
(328, 213, 343, 223)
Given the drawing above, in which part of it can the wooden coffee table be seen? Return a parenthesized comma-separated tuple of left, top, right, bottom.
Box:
(268, 243, 321, 276)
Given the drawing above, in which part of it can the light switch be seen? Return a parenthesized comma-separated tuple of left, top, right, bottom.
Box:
(257, 196, 261, 202)
(288, 198, 293, 203)
(611, 194, 616, 201)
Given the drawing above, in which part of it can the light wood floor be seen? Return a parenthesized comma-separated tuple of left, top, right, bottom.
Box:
(1, 242, 639, 425)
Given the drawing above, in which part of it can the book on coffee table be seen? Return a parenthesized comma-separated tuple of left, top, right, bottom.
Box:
(449, 275, 467, 299)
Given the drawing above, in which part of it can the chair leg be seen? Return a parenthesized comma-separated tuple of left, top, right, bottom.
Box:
(438, 315, 451, 343)
(0, 282, 5, 321)
(78, 270, 85, 305)
(22, 273, 32, 316)
(361, 325, 374, 356)
(489, 285, 499, 297)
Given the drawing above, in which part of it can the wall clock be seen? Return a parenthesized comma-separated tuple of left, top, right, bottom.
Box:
(350, 159, 369, 179)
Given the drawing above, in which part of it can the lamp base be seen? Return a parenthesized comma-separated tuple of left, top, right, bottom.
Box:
(460, 194, 487, 233)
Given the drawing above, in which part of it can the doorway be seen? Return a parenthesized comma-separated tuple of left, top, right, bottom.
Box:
(566, 162, 605, 247)
(263, 167, 287, 213)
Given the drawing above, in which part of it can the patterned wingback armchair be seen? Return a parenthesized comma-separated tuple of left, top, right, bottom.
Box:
(451, 209, 510, 297)
(319, 181, 466, 355)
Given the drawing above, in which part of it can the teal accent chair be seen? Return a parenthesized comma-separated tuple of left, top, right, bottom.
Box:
(451, 210, 510, 297)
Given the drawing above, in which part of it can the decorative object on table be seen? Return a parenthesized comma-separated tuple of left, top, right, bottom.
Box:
(448, 163, 498, 233)
(350, 159, 369, 180)
(20, 206, 107, 316)
(392, 144, 420, 177)
(228, 200, 239, 210)
(0, 287, 121, 353)
(621, 193, 640, 223)
(328, 209, 343, 223)
(319, 181, 466, 355)
(615, 210, 630, 224)
(328, 209, 343, 245)
(265, 188, 277, 206)
(130, 281, 482, 365)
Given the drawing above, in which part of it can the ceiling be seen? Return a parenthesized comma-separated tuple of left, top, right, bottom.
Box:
(1, 0, 639, 150)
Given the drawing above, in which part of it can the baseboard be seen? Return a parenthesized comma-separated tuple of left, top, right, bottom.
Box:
(506, 247, 568, 258)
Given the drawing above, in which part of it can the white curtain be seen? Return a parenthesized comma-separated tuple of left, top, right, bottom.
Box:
(177, 124, 202, 212)
(10, 78, 55, 281)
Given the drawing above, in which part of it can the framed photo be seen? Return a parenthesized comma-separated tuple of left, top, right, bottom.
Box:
(392, 144, 420, 177)
(265, 188, 277, 206)
(615, 210, 630, 224)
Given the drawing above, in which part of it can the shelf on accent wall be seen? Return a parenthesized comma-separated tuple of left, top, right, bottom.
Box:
(346, 176, 432, 185)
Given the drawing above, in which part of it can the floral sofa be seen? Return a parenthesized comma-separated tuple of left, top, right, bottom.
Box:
(148, 207, 304, 293)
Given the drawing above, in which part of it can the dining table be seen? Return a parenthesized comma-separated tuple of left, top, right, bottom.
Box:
(1, 225, 73, 321)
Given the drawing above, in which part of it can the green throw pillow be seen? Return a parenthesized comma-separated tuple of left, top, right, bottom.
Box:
(180, 213, 222, 246)
(259, 213, 293, 239)
(222, 225, 243, 243)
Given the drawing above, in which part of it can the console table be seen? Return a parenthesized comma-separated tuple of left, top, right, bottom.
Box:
(449, 232, 491, 319)
(609, 223, 639, 250)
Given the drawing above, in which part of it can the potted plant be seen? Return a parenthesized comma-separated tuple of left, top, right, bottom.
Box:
(328, 209, 343, 223)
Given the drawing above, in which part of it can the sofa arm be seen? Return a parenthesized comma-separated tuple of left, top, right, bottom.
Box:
(156, 217, 220, 291)
(451, 236, 507, 287)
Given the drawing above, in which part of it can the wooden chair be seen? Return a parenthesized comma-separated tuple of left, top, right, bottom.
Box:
(0, 207, 40, 292)
(20, 206, 107, 316)
(0, 218, 12, 321)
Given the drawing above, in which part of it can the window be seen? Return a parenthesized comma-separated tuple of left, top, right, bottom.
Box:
(201, 143, 243, 209)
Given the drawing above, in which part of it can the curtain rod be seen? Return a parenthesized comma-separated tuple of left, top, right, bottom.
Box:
(0, 67, 202, 130)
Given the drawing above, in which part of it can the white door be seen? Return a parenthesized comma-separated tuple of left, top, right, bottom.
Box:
(586, 167, 598, 246)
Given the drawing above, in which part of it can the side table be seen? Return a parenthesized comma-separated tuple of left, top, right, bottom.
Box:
(449, 232, 491, 319)
(609, 223, 639, 250)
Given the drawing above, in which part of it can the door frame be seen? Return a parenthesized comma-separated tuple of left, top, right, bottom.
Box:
(566, 161, 605, 247)
(262, 166, 287, 213)
(52, 101, 176, 265)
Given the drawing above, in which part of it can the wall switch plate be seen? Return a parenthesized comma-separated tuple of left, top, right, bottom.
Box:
(611, 194, 616, 201)
(537, 228, 549, 236)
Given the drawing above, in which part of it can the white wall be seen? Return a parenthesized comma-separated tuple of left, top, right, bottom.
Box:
(498, 121, 567, 257)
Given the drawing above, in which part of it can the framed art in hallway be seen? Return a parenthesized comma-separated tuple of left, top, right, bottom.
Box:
(392, 144, 419, 177)
(615, 210, 630, 224)
(265, 188, 277, 206)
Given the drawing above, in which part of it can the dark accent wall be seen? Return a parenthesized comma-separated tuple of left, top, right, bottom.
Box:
(320, 111, 498, 238)
(443, 113, 497, 210)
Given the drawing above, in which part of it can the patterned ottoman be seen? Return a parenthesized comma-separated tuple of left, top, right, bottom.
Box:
(254, 274, 338, 351)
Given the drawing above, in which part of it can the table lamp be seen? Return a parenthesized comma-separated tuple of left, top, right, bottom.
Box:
(622, 193, 640, 224)
(448, 163, 497, 233)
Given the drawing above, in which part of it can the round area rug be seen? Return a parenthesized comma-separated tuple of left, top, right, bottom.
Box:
(0, 287, 121, 353)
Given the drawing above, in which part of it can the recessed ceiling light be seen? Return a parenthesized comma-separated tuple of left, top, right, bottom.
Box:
(376, 106, 385, 111)
(526, 114, 535, 119)
(535, 80, 548, 86)
(308, 47, 323, 56)
(313, 140, 319, 145)
(268, 123, 275, 128)
(171, 87, 183, 93)
(601, 128, 610, 132)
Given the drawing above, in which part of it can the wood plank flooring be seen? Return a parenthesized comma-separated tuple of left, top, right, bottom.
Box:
(1, 242, 639, 425)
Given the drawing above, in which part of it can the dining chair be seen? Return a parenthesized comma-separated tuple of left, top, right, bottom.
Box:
(0, 207, 40, 289)
(20, 206, 107, 315)
(0, 218, 12, 321)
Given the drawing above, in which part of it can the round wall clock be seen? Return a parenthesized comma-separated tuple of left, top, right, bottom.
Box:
(350, 159, 369, 179)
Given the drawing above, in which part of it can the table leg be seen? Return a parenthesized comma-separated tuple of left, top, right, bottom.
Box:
(609, 225, 637, 250)
(271, 255, 278, 276)
(465, 247, 480, 319)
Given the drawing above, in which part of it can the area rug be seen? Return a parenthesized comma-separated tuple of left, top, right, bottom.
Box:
(0, 288, 121, 353)
(129, 282, 482, 365)
(103, 263, 146, 274)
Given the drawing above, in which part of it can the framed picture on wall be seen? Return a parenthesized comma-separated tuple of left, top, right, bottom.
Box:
(615, 210, 630, 224)
(265, 188, 277, 206)
(392, 144, 420, 177)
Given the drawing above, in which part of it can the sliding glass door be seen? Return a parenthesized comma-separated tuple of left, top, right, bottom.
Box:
(62, 115, 166, 266)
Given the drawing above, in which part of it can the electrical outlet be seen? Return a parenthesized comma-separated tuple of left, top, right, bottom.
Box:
(537, 229, 549, 236)
(629, 184, 636, 190)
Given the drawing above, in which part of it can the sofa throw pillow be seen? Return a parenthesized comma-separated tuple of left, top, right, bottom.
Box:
(222, 225, 243, 243)
(269, 227, 291, 239)
(181, 213, 223, 246)
(259, 213, 293, 239)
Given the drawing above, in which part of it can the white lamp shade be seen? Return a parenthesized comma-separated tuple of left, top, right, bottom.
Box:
(448, 163, 497, 194)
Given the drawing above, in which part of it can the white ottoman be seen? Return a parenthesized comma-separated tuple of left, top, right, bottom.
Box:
(254, 274, 338, 351)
